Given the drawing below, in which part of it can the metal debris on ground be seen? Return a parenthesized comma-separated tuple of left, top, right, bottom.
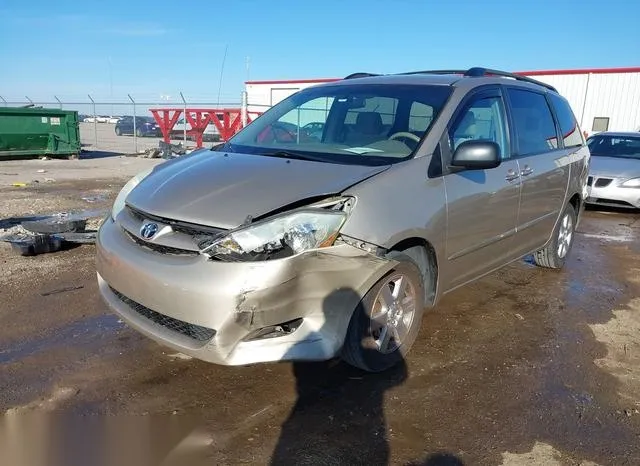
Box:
(6, 234, 64, 256)
(0, 208, 107, 255)
(40, 285, 85, 297)
(81, 194, 107, 203)
(159, 140, 188, 159)
(11, 182, 27, 187)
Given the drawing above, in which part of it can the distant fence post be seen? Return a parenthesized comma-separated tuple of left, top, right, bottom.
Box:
(88, 94, 97, 147)
(180, 91, 187, 144)
(25, 96, 34, 106)
(54, 96, 62, 109)
(128, 94, 137, 153)
(0, 96, 6, 107)
(241, 91, 248, 128)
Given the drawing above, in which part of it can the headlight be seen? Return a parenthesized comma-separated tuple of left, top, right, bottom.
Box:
(621, 177, 640, 188)
(199, 209, 348, 261)
(110, 167, 155, 220)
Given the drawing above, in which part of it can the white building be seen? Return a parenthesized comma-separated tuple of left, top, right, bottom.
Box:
(245, 67, 640, 134)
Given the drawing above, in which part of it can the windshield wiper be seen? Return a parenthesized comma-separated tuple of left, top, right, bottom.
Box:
(260, 150, 326, 162)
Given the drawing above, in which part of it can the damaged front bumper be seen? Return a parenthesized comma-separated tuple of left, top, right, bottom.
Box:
(96, 218, 393, 365)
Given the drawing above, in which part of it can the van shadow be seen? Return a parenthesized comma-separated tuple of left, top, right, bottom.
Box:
(269, 288, 463, 466)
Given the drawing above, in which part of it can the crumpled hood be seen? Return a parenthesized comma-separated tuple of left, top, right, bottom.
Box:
(590, 156, 640, 178)
(126, 150, 389, 229)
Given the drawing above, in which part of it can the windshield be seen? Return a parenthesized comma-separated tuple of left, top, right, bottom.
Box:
(228, 83, 452, 166)
(587, 134, 640, 159)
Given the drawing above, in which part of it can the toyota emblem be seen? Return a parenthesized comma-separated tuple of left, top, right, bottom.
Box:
(140, 222, 159, 239)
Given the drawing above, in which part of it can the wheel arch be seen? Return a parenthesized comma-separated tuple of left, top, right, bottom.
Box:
(387, 237, 439, 306)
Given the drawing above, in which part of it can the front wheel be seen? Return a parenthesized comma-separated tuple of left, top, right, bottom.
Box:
(115, 127, 122, 136)
(533, 204, 577, 269)
(341, 252, 426, 372)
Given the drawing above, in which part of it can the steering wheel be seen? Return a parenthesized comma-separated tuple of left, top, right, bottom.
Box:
(388, 132, 421, 143)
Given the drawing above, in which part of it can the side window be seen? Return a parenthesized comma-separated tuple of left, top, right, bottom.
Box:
(449, 96, 509, 159)
(409, 102, 434, 132)
(506, 88, 559, 155)
(549, 93, 584, 148)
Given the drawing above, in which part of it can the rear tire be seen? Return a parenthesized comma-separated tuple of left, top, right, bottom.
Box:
(115, 127, 122, 136)
(341, 251, 426, 372)
(136, 128, 143, 137)
(533, 203, 577, 269)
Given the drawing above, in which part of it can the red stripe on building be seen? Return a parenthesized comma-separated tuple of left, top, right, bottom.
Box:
(245, 66, 640, 85)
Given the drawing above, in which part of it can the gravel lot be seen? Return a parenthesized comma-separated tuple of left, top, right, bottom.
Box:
(1, 155, 639, 465)
(79, 121, 210, 154)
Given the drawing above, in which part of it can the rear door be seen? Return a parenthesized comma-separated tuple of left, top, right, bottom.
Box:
(443, 87, 522, 289)
(504, 87, 570, 255)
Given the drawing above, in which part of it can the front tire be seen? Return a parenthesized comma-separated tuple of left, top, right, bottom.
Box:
(533, 204, 577, 269)
(341, 251, 426, 372)
(136, 128, 143, 137)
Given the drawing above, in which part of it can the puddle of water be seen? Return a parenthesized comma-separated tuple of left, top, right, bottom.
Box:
(578, 233, 632, 242)
(0, 314, 124, 365)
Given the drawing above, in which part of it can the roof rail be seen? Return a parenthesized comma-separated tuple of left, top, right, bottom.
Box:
(397, 67, 558, 92)
(400, 70, 467, 76)
(465, 67, 557, 92)
(343, 72, 380, 79)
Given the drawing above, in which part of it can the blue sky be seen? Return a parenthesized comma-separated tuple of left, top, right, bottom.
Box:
(1, 0, 639, 106)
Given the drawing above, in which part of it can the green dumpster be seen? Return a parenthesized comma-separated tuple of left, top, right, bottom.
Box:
(0, 107, 81, 159)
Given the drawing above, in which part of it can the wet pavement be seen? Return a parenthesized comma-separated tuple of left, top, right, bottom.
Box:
(1, 179, 640, 465)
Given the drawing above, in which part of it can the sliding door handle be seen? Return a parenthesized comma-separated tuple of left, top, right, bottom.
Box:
(520, 165, 534, 177)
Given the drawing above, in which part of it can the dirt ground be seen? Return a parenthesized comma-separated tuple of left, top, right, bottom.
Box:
(0, 157, 639, 466)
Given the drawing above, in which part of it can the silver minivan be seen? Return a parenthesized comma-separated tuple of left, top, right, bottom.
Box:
(96, 68, 589, 372)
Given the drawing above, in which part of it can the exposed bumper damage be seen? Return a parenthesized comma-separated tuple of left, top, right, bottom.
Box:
(96, 217, 394, 365)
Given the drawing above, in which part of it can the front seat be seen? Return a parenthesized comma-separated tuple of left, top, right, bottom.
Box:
(453, 111, 477, 149)
(344, 112, 384, 146)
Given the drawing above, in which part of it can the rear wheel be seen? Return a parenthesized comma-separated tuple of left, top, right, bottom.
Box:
(115, 127, 122, 136)
(341, 251, 426, 372)
(136, 128, 143, 137)
(533, 203, 577, 269)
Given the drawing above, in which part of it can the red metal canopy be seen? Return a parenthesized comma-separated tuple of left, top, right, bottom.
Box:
(150, 108, 263, 147)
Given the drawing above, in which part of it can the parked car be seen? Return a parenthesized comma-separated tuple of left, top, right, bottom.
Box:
(114, 116, 161, 137)
(96, 115, 110, 123)
(83, 116, 96, 123)
(96, 67, 589, 372)
(303, 121, 325, 139)
(108, 116, 121, 124)
(171, 112, 221, 142)
(585, 131, 640, 209)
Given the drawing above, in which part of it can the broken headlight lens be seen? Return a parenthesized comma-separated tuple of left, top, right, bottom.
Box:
(110, 167, 154, 220)
(199, 210, 348, 261)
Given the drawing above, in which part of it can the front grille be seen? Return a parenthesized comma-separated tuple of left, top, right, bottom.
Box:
(124, 230, 198, 256)
(594, 178, 613, 188)
(126, 205, 225, 236)
(110, 287, 216, 342)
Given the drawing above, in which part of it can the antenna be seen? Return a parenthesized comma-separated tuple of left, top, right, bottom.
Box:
(216, 44, 228, 108)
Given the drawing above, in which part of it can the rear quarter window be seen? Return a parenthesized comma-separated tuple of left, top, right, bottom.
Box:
(549, 93, 584, 148)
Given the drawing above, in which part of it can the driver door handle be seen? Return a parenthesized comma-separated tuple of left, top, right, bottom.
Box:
(505, 169, 520, 182)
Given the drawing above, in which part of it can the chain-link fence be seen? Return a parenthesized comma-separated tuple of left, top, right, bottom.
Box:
(0, 94, 247, 155)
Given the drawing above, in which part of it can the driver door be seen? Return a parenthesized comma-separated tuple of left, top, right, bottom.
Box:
(442, 88, 522, 290)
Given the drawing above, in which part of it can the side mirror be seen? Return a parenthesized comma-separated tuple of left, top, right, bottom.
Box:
(451, 140, 501, 170)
